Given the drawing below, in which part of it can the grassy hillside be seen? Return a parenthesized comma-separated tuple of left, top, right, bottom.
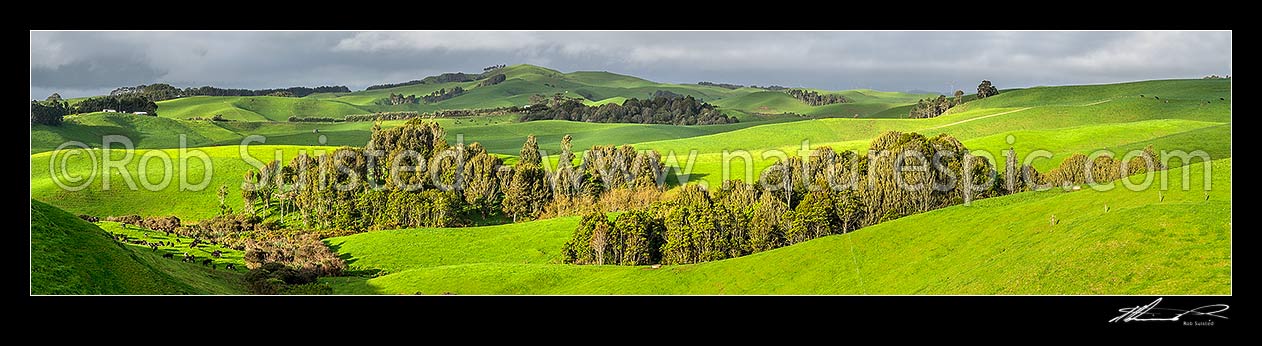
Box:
(33, 112, 765, 156)
(157, 95, 370, 122)
(31, 145, 334, 221)
(326, 158, 1230, 295)
(711, 90, 935, 119)
(32, 79, 1232, 222)
(325, 216, 580, 275)
(32, 112, 241, 154)
(31, 199, 245, 294)
(633, 79, 1231, 187)
(138, 64, 932, 121)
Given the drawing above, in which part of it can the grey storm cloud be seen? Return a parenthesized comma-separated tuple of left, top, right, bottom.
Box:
(30, 31, 1232, 99)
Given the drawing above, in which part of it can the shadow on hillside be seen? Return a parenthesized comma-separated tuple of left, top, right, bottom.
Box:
(664, 171, 709, 187)
(321, 242, 389, 294)
(325, 242, 383, 277)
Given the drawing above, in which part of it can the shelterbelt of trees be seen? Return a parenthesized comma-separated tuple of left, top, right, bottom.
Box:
(520, 94, 737, 125)
(111, 83, 351, 100)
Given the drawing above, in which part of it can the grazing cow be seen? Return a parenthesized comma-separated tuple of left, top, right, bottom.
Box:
(163, 253, 175, 259)
(201, 259, 212, 266)
(225, 263, 236, 271)
(212, 250, 222, 258)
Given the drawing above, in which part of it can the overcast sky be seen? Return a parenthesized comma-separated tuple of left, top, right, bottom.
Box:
(30, 31, 1232, 99)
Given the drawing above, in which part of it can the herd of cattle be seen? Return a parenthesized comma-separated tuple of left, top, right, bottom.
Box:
(112, 231, 238, 271)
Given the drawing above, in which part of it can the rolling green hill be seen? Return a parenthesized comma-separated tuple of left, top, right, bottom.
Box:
(325, 158, 1230, 295)
(32, 79, 1232, 223)
(156, 95, 370, 122)
(120, 64, 933, 121)
(31, 199, 245, 294)
(31, 66, 1232, 295)
(711, 89, 936, 119)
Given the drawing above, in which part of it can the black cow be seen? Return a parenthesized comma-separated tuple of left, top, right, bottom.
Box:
(201, 259, 212, 266)
(163, 253, 175, 259)
(225, 263, 237, 271)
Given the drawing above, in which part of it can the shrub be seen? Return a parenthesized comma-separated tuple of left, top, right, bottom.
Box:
(106, 215, 143, 226)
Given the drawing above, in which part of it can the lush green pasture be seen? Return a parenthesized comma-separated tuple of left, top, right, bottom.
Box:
(325, 217, 580, 275)
(31, 145, 334, 221)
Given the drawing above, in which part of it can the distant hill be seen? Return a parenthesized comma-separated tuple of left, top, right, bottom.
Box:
(52, 64, 934, 122)
(905, 89, 945, 95)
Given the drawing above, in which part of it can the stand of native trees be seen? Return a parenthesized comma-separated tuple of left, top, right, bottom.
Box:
(239, 119, 670, 231)
(221, 119, 1167, 270)
(562, 133, 1167, 266)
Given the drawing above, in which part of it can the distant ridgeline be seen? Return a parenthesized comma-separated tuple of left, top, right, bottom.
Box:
(698, 82, 851, 105)
(520, 94, 737, 125)
(696, 81, 791, 91)
(697, 81, 744, 90)
(364, 65, 507, 91)
(110, 83, 350, 100)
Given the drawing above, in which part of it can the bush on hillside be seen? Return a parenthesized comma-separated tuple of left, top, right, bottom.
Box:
(106, 215, 143, 226)
(31, 100, 69, 126)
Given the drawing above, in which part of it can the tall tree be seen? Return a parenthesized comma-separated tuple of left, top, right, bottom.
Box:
(748, 193, 789, 252)
(519, 135, 542, 166)
(502, 164, 549, 222)
(462, 148, 504, 217)
(977, 80, 1000, 99)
